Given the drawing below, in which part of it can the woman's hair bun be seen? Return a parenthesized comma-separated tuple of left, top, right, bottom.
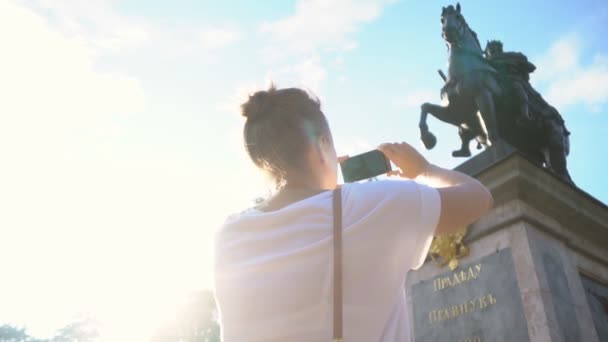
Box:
(241, 85, 277, 120)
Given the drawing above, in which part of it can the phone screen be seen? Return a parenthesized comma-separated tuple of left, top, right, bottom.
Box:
(340, 149, 392, 183)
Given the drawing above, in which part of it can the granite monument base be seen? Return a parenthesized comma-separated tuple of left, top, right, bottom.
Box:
(406, 141, 608, 342)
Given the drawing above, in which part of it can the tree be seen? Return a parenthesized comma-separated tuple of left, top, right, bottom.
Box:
(151, 290, 220, 342)
(0, 325, 47, 342)
(0, 316, 99, 342)
(51, 316, 99, 342)
(0, 325, 28, 342)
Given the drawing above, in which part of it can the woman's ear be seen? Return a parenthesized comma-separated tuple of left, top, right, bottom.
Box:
(318, 134, 335, 156)
(318, 134, 328, 147)
(318, 134, 338, 166)
(316, 135, 328, 162)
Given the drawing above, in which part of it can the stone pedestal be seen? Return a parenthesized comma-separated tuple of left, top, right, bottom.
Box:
(406, 141, 608, 342)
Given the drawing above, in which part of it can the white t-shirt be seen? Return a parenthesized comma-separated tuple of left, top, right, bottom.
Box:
(214, 180, 440, 342)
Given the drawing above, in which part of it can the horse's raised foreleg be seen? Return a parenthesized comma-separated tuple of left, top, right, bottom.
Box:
(420, 102, 453, 149)
(475, 89, 498, 147)
(420, 102, 464, 152)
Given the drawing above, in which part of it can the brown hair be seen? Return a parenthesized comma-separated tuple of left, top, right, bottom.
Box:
(241, 85, 330, 188)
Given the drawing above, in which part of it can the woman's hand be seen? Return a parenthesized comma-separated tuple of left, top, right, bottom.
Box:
(337, 155, 349, 164)
(378, 142, 430, 179)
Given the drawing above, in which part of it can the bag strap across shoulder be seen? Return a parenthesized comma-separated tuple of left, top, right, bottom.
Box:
(332, 188, 343, 342)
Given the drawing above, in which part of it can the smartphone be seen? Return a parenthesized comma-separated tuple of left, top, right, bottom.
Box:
(340, 149, 392, 183)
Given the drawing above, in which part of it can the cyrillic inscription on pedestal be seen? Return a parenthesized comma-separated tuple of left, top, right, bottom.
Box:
(412, 248, 529, 342)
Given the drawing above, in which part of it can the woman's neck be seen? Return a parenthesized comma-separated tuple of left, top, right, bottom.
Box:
(255, 183, 328, 212)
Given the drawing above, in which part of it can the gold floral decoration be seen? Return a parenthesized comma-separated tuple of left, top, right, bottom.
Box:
(428, 227, 469, 270)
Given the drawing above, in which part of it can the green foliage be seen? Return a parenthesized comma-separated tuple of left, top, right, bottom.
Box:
(51, 317, 99, 342)
(1, 290, 220, 342)
(151, 290, 221, 342)
(0, 325, 28, 342)
(0, 316, 99, 342)
(0, 324, 48, 342)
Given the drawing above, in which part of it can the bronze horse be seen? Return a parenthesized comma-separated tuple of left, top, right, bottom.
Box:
(418, 3, 573, 183)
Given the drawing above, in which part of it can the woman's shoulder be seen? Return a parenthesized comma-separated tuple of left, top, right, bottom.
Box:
(343, 179, 439, 211)
(343, 179, 417, 195)
(218, 190, 333, 233)
(220, 207, 260, 229)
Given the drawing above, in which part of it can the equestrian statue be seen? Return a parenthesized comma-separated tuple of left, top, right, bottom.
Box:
(418, 3, 573, 183)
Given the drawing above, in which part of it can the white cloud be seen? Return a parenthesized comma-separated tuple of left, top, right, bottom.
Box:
(23, 0, 149, 52)
(266, 54, 328, 95)
(533, 35, 581, 82)
(218, 55, 328, 114)
(200, 26, 241, 50)
(545, 55, 608, 111)
(23, 0, 241, 57)
(256, 0, 393, 98)
(260, 0, 393, 59)
(215, 79, 276, 115)
(0, 0, 145, 153)
(533, 34, 608, 111)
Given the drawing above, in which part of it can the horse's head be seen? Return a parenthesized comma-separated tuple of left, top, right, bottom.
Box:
(441, 3, 465, 45)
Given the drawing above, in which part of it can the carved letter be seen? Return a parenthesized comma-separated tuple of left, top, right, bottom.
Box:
(479, 295, 488, 309)
(460, 303, 469, 315)
(488, 293, 497, 305)
(469, 299, 477, 311)
(468, 268, 477, 280)
(453, 272, 462, 285)
(443, 308, 451, 320)
(452, 305, 460, 318)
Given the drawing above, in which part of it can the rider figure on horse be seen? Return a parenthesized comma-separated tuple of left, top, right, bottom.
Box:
(483, 39, 572, 182)
(484, 40, 568, 135)
(484, 40, 534, 125)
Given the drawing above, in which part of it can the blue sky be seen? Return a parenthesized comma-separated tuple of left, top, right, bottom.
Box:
(1, 0, 607, 340)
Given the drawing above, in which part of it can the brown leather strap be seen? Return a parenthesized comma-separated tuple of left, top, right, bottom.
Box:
(332, 188, 343, 342)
